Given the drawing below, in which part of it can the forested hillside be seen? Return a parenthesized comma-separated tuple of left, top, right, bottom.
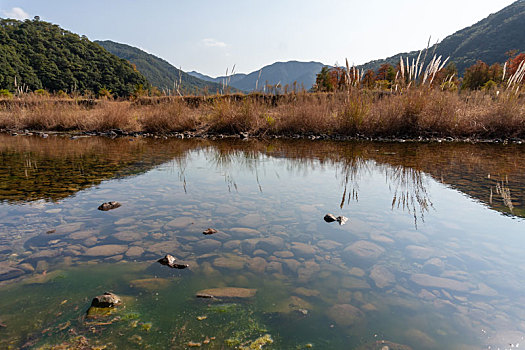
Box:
(0, 18, 148, 96)
(96, 40, 225, 94)
(359, 0, 525, 74)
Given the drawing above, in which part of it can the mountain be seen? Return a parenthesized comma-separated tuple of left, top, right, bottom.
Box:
(0, 18, 148, 96)
(96, 40, 225, 94)
(189, 61, 326, 92)
(358, 0, 525, 74)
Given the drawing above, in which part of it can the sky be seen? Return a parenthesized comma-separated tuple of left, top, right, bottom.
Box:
(0, 0, 517, 77)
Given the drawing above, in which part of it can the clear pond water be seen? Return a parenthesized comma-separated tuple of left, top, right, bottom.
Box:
(0, 135, 524, 349)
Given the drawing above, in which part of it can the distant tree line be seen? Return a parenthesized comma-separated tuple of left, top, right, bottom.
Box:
(314, 51, 525, 92)
(0, 17, 149, 97)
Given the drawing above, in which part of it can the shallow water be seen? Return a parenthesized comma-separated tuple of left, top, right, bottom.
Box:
(0, 134, 524, 349)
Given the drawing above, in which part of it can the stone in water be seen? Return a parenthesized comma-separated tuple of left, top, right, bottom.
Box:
(324, 214, 337, 222)
(203, 228, 218, 235)
(98, 201, 121, 211)
(157, 254, 189, 269)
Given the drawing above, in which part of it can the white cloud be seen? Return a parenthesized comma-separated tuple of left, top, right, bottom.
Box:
(2, 7, 30, 20)
(202, 38, 227, 48)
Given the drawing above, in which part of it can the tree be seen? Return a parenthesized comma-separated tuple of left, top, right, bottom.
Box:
(362, 70, 375, 89)
(376, 64, 396, 82)
(506, 53, 525, 77)
(0, 18, 149, 96)
(462, 60, 490, 90)
(315, 67, 336, 92)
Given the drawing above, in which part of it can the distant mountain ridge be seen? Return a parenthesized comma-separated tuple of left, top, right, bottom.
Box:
(188, 61, 326, 92)
(95, 40, 225, 94)
(358, 0, 525, 74)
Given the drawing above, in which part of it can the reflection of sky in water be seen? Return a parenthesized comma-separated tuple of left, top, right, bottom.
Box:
(1, 141, 525, 349)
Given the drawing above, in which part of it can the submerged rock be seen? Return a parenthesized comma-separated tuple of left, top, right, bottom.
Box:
(344, 241, 385, 260)
(97, 201, 121, 211)
(0, 262, 24, 281)
(370, 265, 396, 289)
(327, 303, 363, 326)
(195, 287, 256, 299)
(84, 244, 128, 257)
(355, 340, 413, 350)
(91, 292, 121, 308)
(157, 254, 189, 269)
(130, 278, 171, 291)
(203, 228, 218, 235)
(410, 273, 471, 292)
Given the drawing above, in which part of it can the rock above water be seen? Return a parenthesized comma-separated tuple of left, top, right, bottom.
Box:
(327, 303, 363, 326)
(370, 265, 395, 288)
(410, 273, 471, 292)
(84, 244, 128, 257)
(195, 287, 256, 299)
(98, 201, 121, 211)
(324, 214, 348, 225)
(91, 292, 121, 308)
(344, 241, 385, 260)
(157, 254, 189, 269)
(337, 216, 348, 225)
(324, 214, 337, 223)
(203, 228, 218, 235)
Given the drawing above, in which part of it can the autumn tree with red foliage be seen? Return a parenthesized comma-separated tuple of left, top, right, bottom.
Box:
(376, 63, 396, 82)
(506, 53, 525, 76)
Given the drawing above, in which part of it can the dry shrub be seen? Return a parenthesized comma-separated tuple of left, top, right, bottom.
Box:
(335, 91, 371, 134)
(86, 101, 137, 131)
(474, 92, 525, 137)
(1, 101, 86, 131)
(140, 99, 197, 133)
(1, 90, 524, 139)
(418, 90, 460, 135)
(206, 98, 264, 134)
(272, 93, 334, 134)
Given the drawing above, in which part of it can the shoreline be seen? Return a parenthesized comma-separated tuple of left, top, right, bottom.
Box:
(2, 128, 523, 144)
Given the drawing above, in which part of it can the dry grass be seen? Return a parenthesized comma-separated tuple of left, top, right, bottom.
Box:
(0, 89, 524, 139)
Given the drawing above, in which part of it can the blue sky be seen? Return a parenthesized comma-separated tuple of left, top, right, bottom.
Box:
(0, 0, 516, 76)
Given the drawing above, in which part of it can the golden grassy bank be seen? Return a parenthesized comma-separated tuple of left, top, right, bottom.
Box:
(0, 89, 524, 139)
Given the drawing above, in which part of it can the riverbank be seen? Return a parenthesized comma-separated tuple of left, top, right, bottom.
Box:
(1, 90, 524, 140)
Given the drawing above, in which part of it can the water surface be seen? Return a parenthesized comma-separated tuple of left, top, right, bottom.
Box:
(0, 135, 524, 349)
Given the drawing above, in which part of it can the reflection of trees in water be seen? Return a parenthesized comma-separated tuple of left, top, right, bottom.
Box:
(2, 136, 523, 220)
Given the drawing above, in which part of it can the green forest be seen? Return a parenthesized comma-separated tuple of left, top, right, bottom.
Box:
(96, 40, 225, 94)
(0, 17, 148, 97)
